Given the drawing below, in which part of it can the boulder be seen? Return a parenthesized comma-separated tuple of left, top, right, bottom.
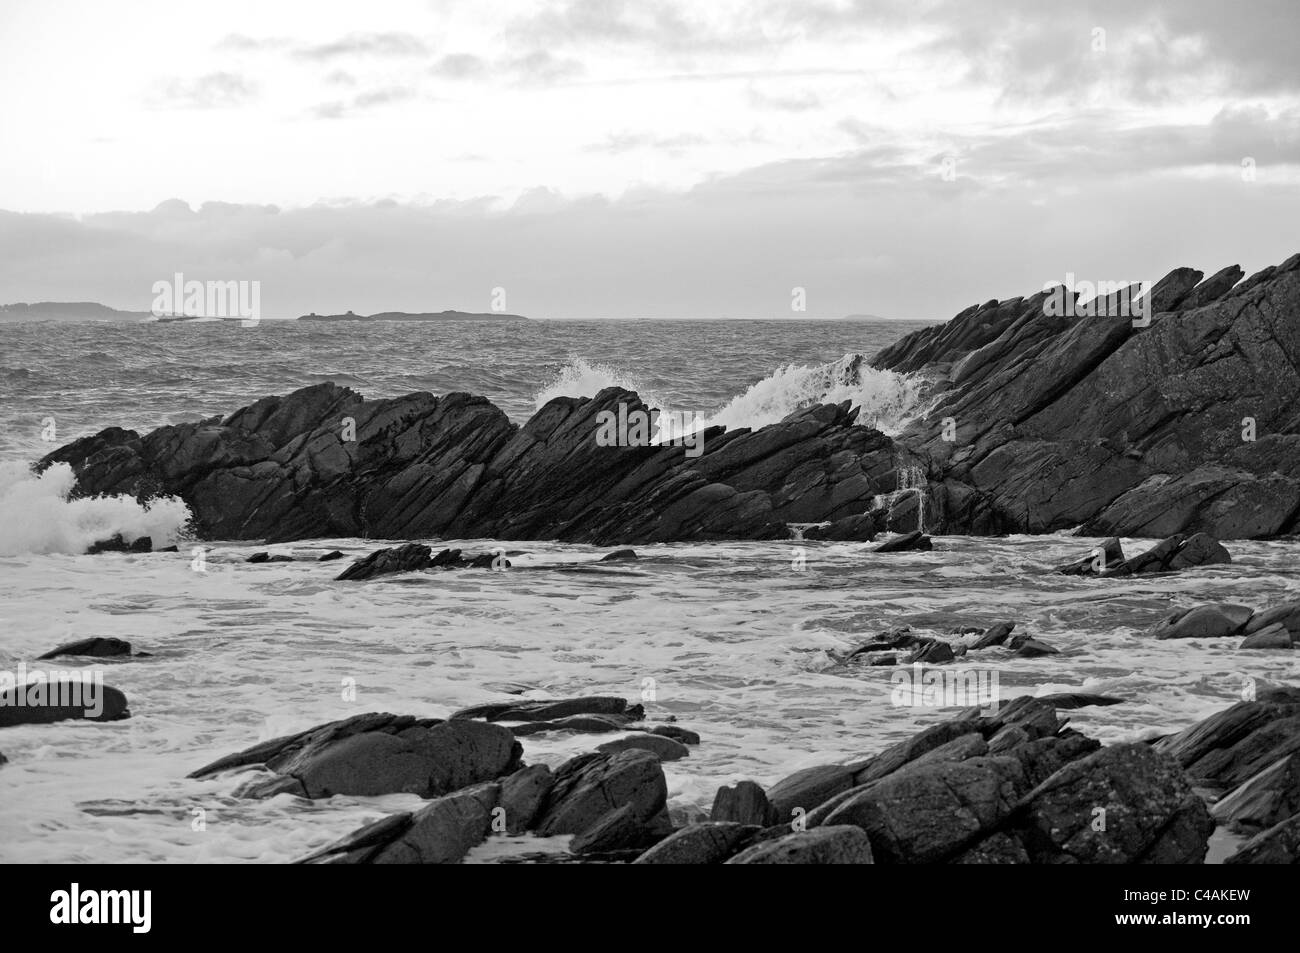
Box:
(1224, 813, 1300, 864)
(596, 734, 690, 761)
(766, 764, 858, 823)
(872, 531, 933, 553)
(188, 713, 522, 799)
(0, 682, 130, 726)
(1241, 625, 1293, 650)
(711, 780, 779, 827)
(533, 749, 670, 839)
(37, 637, 137, 660)
(633, 822, 758, 864)
(1147, 604, 1252, 640)
(725, 825, 874, 864)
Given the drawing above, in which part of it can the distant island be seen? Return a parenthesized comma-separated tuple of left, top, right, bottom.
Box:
(0, 302, 153, 322)
(298, 310, 529, 322)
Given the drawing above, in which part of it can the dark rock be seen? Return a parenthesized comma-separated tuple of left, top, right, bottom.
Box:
(1102, 533, 1232, 576)
(725, 825, 874, 864)
(599, 549, 639, 561)
(334, 543, 432, 580)
(1033, 692, 1125, 710)
(711, 780, 779, 826)
(766, 764, 857, 823)
(188, 713, 522, 799)
(1014, 743, 1214, 863)
(1244, 601, 1300, 637)
(569, 801, 671, 854)
(1153, 689, 1300, 787)
(37, 637, 135, 660)
(648, 724, 700, 745)
(950, 831, 1030, 864)
(970, 621, 1016, 650)
(509, 714, 634, 736)
(1241, 625, 1293, 649)
(802, 513, 878, 541)
(872, 531, 932, 553)
(1224, 813, 1300, 864)
(1054, 538, 1125, 575)
(905, 640, 955, 663)
(596, 734, 690, 761)
(633, 822, 758, 864)
(1148, 604, 1252, 639)
(87, 534, 152, 554)
(533, 749, 669, 838)
(1008, 634, 1059, 657)
(498, 764, 554, 834)
(451, 696, 639, 723)
(0, 682, 130, 726)
(1211, 752, 1300, 831)
(302, 782, 500, 864)
(318, 550, 344, 561)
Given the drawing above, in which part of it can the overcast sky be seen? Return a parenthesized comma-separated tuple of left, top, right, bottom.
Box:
(1, 0, 1297, 319)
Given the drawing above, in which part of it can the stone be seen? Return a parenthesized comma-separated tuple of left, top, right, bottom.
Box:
(725, 825, 874, 864)
(633, 822, 758, 864)
(596, 734, 690, 761)
(37, 637, 136, 660)
(711, 780, 778, 826)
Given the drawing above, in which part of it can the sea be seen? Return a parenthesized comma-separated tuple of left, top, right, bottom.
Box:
(1, 318, 1296, 862)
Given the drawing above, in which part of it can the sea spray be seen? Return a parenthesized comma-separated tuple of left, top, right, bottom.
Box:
(0, 461, 191, 556)
(536, 353, 927, 437)
(871, 463, 928, 533)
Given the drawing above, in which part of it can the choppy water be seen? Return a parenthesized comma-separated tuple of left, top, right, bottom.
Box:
(0, 318, 1297, 863)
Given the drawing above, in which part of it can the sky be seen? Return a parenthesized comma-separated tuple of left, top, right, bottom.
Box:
(1, 0, 1298, 319)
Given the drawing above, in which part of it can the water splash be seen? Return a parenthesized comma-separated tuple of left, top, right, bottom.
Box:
(872, 463, 928, 534)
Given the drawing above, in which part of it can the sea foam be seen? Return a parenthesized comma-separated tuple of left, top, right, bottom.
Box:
(0, 461, 191, 556)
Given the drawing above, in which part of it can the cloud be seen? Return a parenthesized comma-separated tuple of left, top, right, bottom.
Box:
(151, 72, 257, 109)
(505, 50, 585, 84)
(428, 54, 489, 80)
(311, 86, 418, 119)
(295, 32, 429, 61)
(585, 131, 709, 155)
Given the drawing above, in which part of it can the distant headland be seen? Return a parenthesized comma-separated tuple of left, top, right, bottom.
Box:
(298, 310, 529, 322)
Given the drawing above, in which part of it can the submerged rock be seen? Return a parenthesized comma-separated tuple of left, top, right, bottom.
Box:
(86, 534, 153, 554)
(0, 682, 130, 726)
(37, 637, 138, 660)
(872, 531, 933, 553)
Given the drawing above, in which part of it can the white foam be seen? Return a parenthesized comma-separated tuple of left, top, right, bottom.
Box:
(0, 461, 191, 556)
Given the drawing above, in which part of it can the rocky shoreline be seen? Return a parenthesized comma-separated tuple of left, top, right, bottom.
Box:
(37, 252, 1300, 544)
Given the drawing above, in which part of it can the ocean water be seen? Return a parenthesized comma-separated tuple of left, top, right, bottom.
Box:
(0, 318, 1297, 863)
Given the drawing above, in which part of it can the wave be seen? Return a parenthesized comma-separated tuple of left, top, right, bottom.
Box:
(0, 462, 192, 556)
(534, 353, 926, 436)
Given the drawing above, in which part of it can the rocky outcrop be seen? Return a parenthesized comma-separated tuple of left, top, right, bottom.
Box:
(188, 713, 523, 799)
(872, 253, 1300, 538)
(37, 637, 139, 660)
(41, 253, 1300, 541)
(334, 543, 507, 580)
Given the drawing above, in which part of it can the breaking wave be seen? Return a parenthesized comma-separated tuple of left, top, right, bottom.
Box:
(535, 353, 926, 436)
(0, 461, 191, 556)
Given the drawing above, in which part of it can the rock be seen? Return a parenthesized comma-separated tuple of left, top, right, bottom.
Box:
(1014, 743, 1214, 863)
(0, 682, 130, 726)
(0, 751, 6, 766)
(802, 513, 879, 541)
(1009, 635, 1059, 657)
(1244, 601, 1300, 637)
(87, 534, 152, 554)
(950, 831, 1030, 864)
(1102, 534, 1232, 576)
(906, 640, 955, 663)
(1054, 538, 1124, 575)
(302, 782, 500, 864)
(1033, 692, 1125, 710)
(633, 822, 758, 864)
(648, 724, 700, 745)
(1241, 625, 1293, 649)
(509, 714, 634, 736)
(451, 697, 640, 723)
(246, 551, 294, 563)
(970, 621, 1016, 650)
(334, 543, 431, 580)
(1153, 689, 1300, 787)
(711, 780, 779, 826)
(497, 764, 554, 834)
(596, 734, 690, 761)
(822, 756, 1024, 863)
(570, 801, 671, 854)
(1211, 752, 1300, 832)
(188, 713, 522, 799)
(318, 550, 344, 561)
(1148, 604, 1252, 639)
(725, 825, 874, 864)
(1224, 813, 1300, 864)
(872, 531, 932, 553)
(599, 549, 639, 561)
(533, 749, 670, 839)
(37, 637, 136, 660)
(766, 764, 858, 823)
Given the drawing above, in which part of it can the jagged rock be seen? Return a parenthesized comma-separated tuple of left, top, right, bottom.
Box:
(0, 682, 130, 726)
(37, 637, 137, 660)
(596, 734, 690, 761)
(1211, 752, 1300, 831)
(87, 534, 152, 554)
(906, 640, 955, 664)
(318, 550, 344, 561)
(633, 822, 758, 864)
(1244, 601, 1300, 637)
(711, 780, 779, 826)
(188, 713, 522, 799)
(1241, 625, 1293, 649)
(1101, 534, 1232, 576)
(1014, 743, 1214, 863)
(334, 543, 432, 579)
(725, 825, 874, 864)
(1148, 604, 1252, 639)
(1009, 635, 1059, 657)
(1224, 813, 1300, 864)
(498, 764, 553, 834)
(451, 697, 641, 723)
(970, 621, 1016, 649)
(301, 782, 500, 864)
(1153, 688, 1300, 789)
(533, 749, 670, 839)
(872, 531, 932, 553)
